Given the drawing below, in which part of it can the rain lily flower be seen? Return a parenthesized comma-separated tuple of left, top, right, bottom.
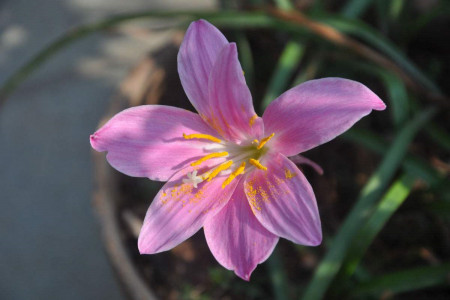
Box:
(90, 19, 386, 280)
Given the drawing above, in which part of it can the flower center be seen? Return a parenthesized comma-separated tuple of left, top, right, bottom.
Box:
(182, 132, 275, 188)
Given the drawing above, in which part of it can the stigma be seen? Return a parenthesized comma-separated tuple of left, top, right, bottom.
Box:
(182, 132, 275, 188)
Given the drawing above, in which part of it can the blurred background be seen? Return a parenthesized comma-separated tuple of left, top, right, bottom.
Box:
(1, 0, 449, 299)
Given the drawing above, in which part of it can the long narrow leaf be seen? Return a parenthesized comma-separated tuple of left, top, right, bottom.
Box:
(340, 173, 416, 280)
(425, 123, 450, 153)
(341, 0, 374, 18)
(377, 68, 410, 128)
(351, 263, 450, 297)
(267, 248, 290, 300)
(302, 107, 437, 300)
(291, 52, 323, 86)
(236, 32, 255, 92)
(314, 15, 441, 94)
(262, 41, 305, 109)
(343, 128, 443, 187)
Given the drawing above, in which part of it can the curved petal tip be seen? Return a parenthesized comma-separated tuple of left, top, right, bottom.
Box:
(90, 132, 103, 152)
(373, 98, 387, 111)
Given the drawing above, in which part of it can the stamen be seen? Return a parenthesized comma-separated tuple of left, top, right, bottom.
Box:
(249, 158, 267, 171)
(257, 133, 275, 150)
(183, 133, 221, 143)
(222, 162, 246, 188)
(252, 139, 259, 144)
(206, 161, 233, 181)
(191, 152, 228, 167)
(249, 114, 258, 126)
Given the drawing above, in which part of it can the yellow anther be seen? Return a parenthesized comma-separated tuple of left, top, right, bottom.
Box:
(257, 133, 275, 150)
(191, 152, 228, 167)
(206, 161, 233, 181)
(222, 162, 246, 189)
(249, 158, 267, 171)
(252, 139, 259, 144)
(249, 114, 258, 126)
(183, 133, 221, 143)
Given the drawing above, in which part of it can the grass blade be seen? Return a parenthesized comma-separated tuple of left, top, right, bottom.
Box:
(351, 263, 450, 297)
(262, 41, 305, 109)
(425, 123, 450, 153)
(343, 128, 443, 187)
(315, 15, 442, 94)
(302, 107, 437, 300)
(267, 248, 290, 300)
(235, 32, 255, 92)
(377, 69, 409, 128)
(291, 52, 323, 86)
(341, 0, 374, 18)
(340, 173, 416, 280)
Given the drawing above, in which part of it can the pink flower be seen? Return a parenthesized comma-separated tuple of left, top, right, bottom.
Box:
(90, 20, 386, 280)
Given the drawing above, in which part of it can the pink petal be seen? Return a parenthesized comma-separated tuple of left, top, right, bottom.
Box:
(90, 105, 221, 181)
(244, 153, 322, 246)
(208, 43, 264, 142)
(138, 165, 240, 254)
(263, 78, 386, 156)
(204, 179, 278, 281)
(177, 19, 229, 123)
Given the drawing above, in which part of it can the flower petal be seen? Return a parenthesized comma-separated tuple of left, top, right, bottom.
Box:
(208, 43, 264, 142)
(90, 105, 222, 181)
(263, 78, 386, 156)
(138, 165, 240, 254)
(204, 179, 278, 281)
(177, 19, 229, 122)
(244, 153, 322, 246)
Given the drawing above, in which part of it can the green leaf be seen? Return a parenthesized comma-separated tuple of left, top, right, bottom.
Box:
(341, 0, 374, 18)
(340, 173, 416, 280)
(302, 107, 437, 300)
(274, 0, 294, 11)
(372, 66, 410, 128)
(351, 263, 450, 297)
(425, 123, 450, 153)
(235, 32, 255, 92)
(291, 52, 323, 86)
(267, 247, 290, 300)
(262, 41, 305, 109)
(343, 128, 443, 187)
(389, 0, 405, 20)
(314, 14, 442, 94)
